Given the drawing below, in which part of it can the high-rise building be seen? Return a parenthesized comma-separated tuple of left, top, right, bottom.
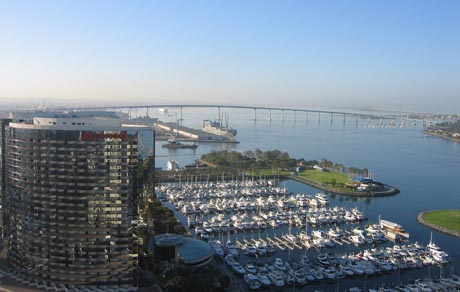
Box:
(0, 118, 12, 229)
(3, 113, 143, 290)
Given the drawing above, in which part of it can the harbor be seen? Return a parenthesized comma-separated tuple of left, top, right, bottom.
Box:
(155, 179, 456, 291)
(149, 108, 460, 291)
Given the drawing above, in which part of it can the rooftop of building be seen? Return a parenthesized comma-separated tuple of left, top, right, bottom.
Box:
(7, 111, 151, 132)
(155, 233, 213, 265)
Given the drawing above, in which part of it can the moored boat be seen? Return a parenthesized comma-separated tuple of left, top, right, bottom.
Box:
(380, 219, 410, 239)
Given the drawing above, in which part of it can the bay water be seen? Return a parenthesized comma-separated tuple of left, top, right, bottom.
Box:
(144, 107, 460, 289)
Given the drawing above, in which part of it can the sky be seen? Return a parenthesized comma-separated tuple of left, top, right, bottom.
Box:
(0, 0, 459, 113)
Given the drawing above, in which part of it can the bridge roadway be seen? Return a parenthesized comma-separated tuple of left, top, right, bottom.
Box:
(59, 104, 386, 121)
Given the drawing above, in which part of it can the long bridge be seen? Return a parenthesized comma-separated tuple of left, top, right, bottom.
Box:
(58, 104, 391, 124)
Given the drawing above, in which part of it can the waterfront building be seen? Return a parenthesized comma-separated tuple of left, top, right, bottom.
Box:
(166, 160, 180, 171)
(154, 233, 213, 267)
(2, 113, 148, 290)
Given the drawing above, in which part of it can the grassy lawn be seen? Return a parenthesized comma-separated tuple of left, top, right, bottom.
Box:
(423, 210, 460, 232)
(297, 169, 349, 186)
(245, 169, 290, 177)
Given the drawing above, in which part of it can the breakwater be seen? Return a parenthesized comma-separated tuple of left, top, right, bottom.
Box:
(417, 211, 460, 238)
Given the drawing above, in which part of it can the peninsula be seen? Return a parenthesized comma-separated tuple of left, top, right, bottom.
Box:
(159, 149, 399, 197)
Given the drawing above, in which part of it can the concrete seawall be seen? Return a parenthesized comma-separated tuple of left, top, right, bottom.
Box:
(417, 211, 460, 238)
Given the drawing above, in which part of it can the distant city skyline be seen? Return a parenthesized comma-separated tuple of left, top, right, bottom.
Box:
(1, 0, 459, 113)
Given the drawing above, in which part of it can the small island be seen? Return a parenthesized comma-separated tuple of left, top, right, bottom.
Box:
(425, 120, 460, 142)
(417, 210, 460, 238)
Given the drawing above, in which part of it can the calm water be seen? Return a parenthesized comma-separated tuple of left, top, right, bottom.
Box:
(141, 108, 460, 289)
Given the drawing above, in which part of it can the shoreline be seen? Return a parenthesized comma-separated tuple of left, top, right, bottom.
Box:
(417, 210, 460, 238)
(424, 130, 460, 143)
(288, 175, 399, 197)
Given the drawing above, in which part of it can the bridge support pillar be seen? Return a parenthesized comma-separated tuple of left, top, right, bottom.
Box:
(293, 110, 296, 122)
(331, 112, 333, 125)
(281, 109, 284, 121)
(269, 109, 272, 121)
(318, 112, 321, 123)
(146, 107, 149, 117)
(180, 106, 183, 126)
(253, 108, 257, 121)
(343, 114, 346, 125)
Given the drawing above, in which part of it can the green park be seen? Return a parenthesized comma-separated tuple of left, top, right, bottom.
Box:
(421, 210, 460, 234)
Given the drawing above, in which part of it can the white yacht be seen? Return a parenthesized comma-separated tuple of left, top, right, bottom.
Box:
(245, 244, 257, 256)
(315, 193, 329, 205)
(430, 249, 450, 264)
(327, 228, 341, 238)
(294, 270, 307, 285)
(256, 271, 272, 287)
(255, 241, 266, 256)
(268, 270, 285, 287)
(350, 235, 365, 245)
(231, 262, 245, 275)
(187, 216, 195, 227)
(312, 230, 326, 239)
(274, 257, 286, 271)
(380, 219, 410, 239)
(244, 262, 257, 274)
(324, 268, 336, 279)
(225, 255, 237, 266)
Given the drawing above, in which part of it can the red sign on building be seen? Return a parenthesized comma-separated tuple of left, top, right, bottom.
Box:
(80, 131, 127, 141)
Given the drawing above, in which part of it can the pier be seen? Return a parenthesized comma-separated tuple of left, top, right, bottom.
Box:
(154, 121, 238, 143)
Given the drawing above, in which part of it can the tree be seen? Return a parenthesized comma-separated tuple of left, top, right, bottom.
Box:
(320, 158, 333, 170)
(220, 275, 231, 288)
(164, 275, 187, 292)
(362, 168, 369, 177)
(243, 150, 255, 159)
(348, 167, 359, 176)
(254, 148, 263, 159)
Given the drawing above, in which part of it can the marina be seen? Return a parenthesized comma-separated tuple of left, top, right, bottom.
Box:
(146, 108, 460, 291)
(156, 179, 455, 291)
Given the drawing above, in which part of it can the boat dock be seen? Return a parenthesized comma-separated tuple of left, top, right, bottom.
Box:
(157, 179, 453, 290)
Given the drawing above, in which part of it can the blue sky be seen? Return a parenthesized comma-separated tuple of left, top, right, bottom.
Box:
(0, 0, 459, 113)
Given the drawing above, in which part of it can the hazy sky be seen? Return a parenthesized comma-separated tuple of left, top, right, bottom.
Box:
(0, 0, 459, 113)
